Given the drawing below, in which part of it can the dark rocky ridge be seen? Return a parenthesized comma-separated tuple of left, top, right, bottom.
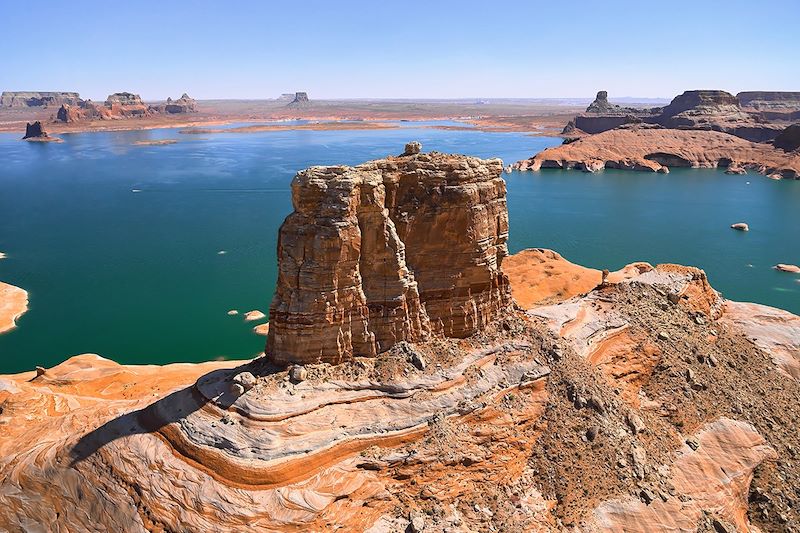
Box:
(773, 124, 800, 152)
(22, 121, 47, 139)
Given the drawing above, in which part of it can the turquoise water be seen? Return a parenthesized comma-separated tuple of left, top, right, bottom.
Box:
(0, 125, 798, 373)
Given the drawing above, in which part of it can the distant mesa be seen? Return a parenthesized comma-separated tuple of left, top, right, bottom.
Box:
(286, 92, 310, 108)
(22, 121, 62, 142)
(55, 91, 197, 123)
(1, 91, 81, 108)
(738, 91, 800, 110)
(276, 93, 296, 101)
(566, 89, 792, 143)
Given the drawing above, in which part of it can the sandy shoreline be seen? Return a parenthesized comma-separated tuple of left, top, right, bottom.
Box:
(0, 281, 29, 334)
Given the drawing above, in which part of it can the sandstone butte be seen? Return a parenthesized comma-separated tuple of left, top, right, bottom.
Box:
(514, 126, 800, 179)
(1, 149, 799, 532)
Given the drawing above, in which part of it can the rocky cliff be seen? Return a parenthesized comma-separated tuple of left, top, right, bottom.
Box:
(1, 91, 81, 107)
(774, 123, 800, 152)
(266, 144, 512, 365)
(738, 91, 800, 110)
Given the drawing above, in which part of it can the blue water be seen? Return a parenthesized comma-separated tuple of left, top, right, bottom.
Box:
(0, 124, 797, 373)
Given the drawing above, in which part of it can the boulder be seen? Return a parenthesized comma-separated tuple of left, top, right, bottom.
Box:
(266, 148, 512, 365)
(730, 223, 749, 232)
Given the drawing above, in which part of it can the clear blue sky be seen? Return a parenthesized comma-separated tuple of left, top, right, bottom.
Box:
(1, 0, 797, 100)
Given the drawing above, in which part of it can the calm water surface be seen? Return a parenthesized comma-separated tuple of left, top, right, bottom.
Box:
(0, 124, 798, 373)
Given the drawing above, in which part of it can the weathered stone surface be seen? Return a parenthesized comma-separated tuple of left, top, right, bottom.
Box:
(513, 127, 800, 179)
(0, 280, 28, 333)
(738, 91, 800, 110)
(266, 149, 511, 365)
(1, 91, 81, 107)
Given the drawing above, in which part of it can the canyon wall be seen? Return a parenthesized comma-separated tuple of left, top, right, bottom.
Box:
(266, 145, 512, 365)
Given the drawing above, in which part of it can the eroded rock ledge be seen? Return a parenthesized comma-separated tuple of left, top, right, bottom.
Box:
(267, 147, 512, 365)
(514, 126, 800, 178)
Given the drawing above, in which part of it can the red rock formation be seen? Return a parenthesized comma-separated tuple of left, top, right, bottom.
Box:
(266, 147, 512, 365)
(514, 127, 800, 178)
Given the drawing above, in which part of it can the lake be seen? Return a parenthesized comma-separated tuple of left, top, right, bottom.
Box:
(0, 124, 798, 373)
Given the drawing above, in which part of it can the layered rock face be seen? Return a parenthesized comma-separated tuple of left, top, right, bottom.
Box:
(565, 89, 785, 142)
(1, 91, 81, 107)
(266, 147, 512, 365)
(738, 91, 800, 110)
(514, 126, 800, 178)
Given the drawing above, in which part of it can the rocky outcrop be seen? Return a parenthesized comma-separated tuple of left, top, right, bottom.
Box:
(163, 93, 197, 114)
(738, 91, 800, 110)
(513, 127, 800, 178)
(105, 92, 144, 106)
(21, 121, 61, 142)
(773, 123, 800, 152)
(55, 91, 196, 123)
(563, 89, 786, 142)
(286, 91, 310, 108)
(266, 147, 511, 365)
(1, 91, 81, 107)
(22, 121, 47, 139)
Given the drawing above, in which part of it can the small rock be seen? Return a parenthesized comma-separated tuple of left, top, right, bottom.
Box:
(694, 315, 706, 325)
(586, 425, 600, 441)
(774, 263, 800, 273)
(410, 352, 427, 371)
(708, 354, 718, 367)
(403, 141, 422, 156)
(712, 518, 735, 533)
(227, 309, 239, 316)
(667, 292, 680, 305)
(230, 383, 245, 395)
(626, 412, 646, 435)
(35, 366, 47, 377)
(233, 371, 257, 392)
(521, 365, 551, 382)
(289, 365, 308, 383)
(686, 437, 700, 451)
(686, 368, 695, 382)
(587, 395, 606, 414)
(244, 310, 266, 321)
(730, 222, 749, 232)
(408, 511, 426, 532)
(640, 488, 655, 504)
(549, 345, 563, 361)
(658, 331, 670, 340)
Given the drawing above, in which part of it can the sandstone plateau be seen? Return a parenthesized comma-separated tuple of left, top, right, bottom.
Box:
(514, 126, 800, 179)
(1, 151, 799, 532)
